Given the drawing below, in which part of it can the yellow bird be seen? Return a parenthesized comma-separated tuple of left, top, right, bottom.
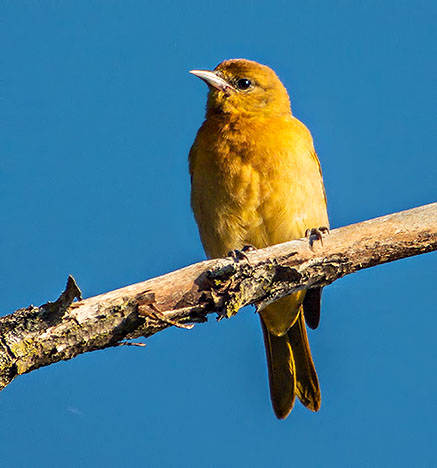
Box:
(189, 59, 329, 419)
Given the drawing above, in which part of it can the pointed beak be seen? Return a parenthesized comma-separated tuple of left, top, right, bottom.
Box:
(189, 69, 234, 92)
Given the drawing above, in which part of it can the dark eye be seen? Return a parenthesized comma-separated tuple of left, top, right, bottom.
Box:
(236, 78, 251, 90)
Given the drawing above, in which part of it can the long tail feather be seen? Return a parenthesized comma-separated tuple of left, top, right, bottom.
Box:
(303, 287, 322, 330)
(260, 317, 296, 419)
(261, 300, 321, 418)
(287, 312, 321, 411)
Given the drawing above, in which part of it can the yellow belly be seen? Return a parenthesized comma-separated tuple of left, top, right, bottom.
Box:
(190, 114, 328, 335)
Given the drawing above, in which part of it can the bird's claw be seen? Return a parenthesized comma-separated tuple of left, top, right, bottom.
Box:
(305, 226, 330, 248)
(226, 244, 256, 263)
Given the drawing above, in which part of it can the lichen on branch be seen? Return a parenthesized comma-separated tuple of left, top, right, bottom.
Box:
(0, 203, 436, 391)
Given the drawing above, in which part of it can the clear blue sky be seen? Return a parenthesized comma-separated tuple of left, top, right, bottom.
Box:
(1, 1, 436, 467)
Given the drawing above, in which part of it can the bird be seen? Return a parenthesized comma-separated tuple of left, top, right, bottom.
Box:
(188, 59, 329, 419)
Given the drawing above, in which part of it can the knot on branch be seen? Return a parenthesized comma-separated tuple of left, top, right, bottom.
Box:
(206, 260, 255, 320)
(205, 259, 305, 319)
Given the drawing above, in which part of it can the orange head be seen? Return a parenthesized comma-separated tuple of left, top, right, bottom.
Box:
(190, 59, 292, 117)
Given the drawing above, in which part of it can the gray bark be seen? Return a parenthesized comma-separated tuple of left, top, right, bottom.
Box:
(1, 203, 436, 391)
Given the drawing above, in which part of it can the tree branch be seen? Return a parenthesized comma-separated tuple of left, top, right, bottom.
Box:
(1, 203, 436, 391)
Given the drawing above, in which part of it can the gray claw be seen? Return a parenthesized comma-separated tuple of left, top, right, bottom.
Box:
(305, 226, 330, 248)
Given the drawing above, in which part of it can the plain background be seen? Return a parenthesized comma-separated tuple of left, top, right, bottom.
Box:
(1, 1, 436, 467)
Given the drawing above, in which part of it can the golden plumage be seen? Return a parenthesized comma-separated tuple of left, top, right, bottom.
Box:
(189, 59, 329, 419)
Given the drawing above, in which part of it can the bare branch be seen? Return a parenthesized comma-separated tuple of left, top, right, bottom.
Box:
(0, 203, 436, 391)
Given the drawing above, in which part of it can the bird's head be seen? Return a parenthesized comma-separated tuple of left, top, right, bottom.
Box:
(190, 59, 292, 117)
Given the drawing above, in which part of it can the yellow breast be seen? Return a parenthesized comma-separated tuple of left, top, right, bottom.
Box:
(189, 112, 328, 259)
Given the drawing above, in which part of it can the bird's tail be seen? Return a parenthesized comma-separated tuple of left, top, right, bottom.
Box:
(261, 308, 320, 419)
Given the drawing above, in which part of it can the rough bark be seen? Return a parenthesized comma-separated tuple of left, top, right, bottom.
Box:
(1, 203, 436, 391)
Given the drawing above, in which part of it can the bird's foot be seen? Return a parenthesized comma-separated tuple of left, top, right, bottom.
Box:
(226, 244, 257, 263)
(305, 226, 330, 248)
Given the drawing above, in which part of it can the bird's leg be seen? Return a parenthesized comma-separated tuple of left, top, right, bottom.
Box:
(305, 226, 330, 248)
(226, 244, 257, 263)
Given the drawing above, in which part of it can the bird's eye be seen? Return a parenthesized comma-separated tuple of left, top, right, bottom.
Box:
(236, 78, 252, 90)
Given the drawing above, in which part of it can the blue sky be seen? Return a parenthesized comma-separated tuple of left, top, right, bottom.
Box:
(1, 1, 436, 467)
